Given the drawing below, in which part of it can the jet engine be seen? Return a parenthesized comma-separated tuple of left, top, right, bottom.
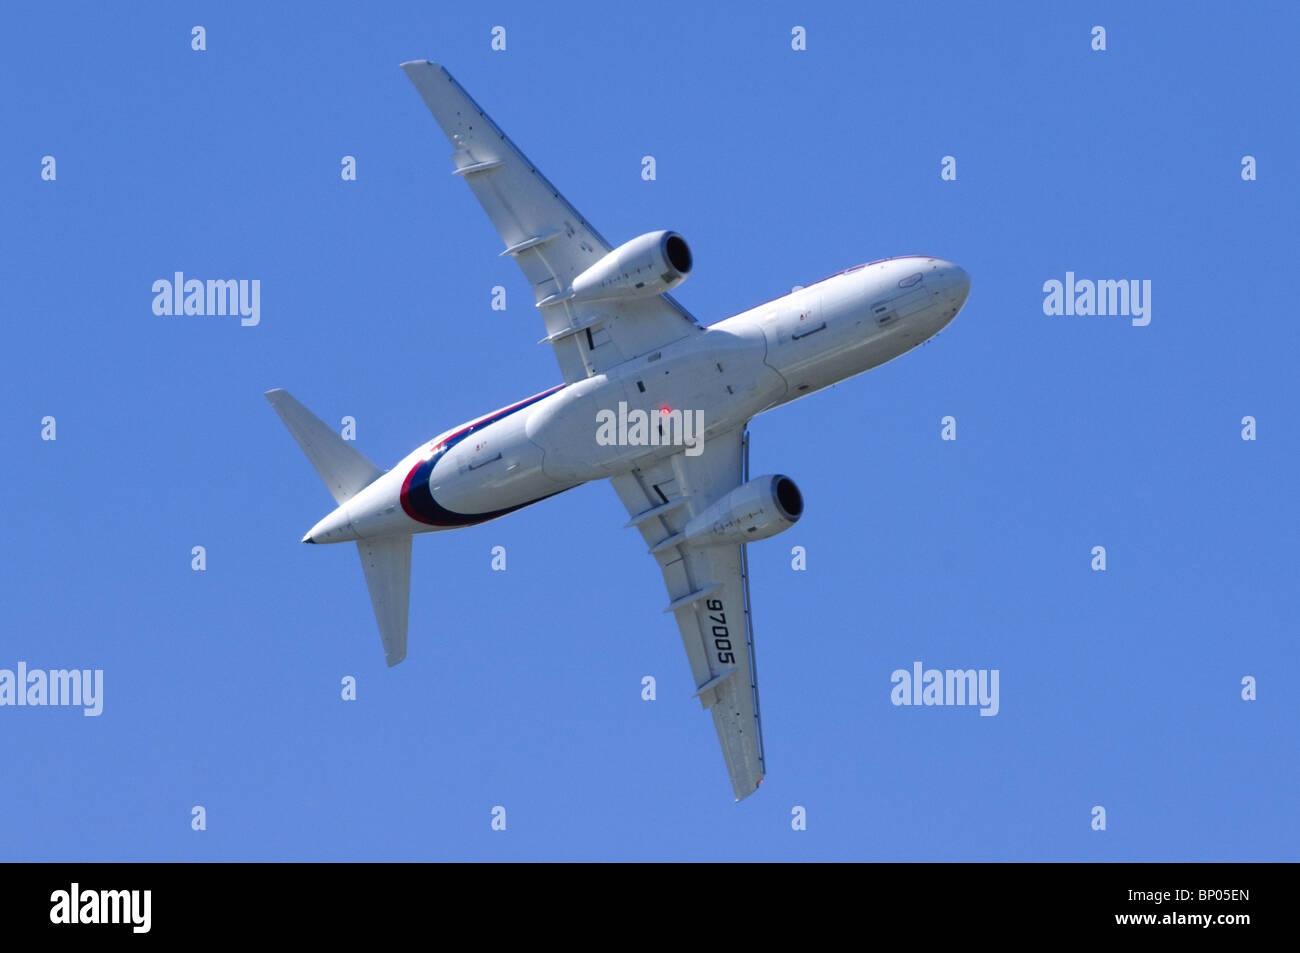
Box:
(680, 474, 803, 548)
(567, 230, 692, 303)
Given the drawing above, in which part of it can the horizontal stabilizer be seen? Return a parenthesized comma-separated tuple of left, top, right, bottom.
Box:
(265, 389, 383, 504)
(357, 536, 412, 667)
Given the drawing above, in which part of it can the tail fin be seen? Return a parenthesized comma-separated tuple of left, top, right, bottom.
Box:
(358, 536, 412, 666)
(265, 389, 383, 504)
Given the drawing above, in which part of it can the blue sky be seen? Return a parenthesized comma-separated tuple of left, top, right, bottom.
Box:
(2, 0, 1296, 860)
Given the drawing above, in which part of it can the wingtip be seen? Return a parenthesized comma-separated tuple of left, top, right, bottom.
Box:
(399, 59, 440, 72)
(733, 778, 764, 803)
(386, 651, 406, 668)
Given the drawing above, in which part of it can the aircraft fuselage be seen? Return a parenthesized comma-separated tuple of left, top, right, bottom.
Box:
(304, 255, 969, 544)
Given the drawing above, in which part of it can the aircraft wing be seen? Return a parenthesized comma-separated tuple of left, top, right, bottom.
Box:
(609, 428, 766, 801)
(401, 60, 700, 384)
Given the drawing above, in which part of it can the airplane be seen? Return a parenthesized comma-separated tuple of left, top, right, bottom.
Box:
(266, 60, 971, 802)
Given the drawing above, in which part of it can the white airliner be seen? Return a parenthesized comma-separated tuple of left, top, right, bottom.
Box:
(267, 61, 970, 801)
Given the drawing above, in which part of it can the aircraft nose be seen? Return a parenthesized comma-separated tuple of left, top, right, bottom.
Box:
(946, 262, 970, 305)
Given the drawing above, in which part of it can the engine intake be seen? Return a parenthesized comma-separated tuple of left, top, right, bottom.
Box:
(680, 474, 803, 548)
(567, 230, 691, 303)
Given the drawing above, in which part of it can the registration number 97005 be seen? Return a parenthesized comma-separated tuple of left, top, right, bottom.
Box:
(705, 599, 734, 664)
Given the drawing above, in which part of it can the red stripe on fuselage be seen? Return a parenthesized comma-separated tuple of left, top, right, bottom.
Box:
(399, 383, 566, 527)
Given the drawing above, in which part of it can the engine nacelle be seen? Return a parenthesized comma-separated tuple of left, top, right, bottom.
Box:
(568, 230, 692, 303)
(681, 474, 803, 548)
